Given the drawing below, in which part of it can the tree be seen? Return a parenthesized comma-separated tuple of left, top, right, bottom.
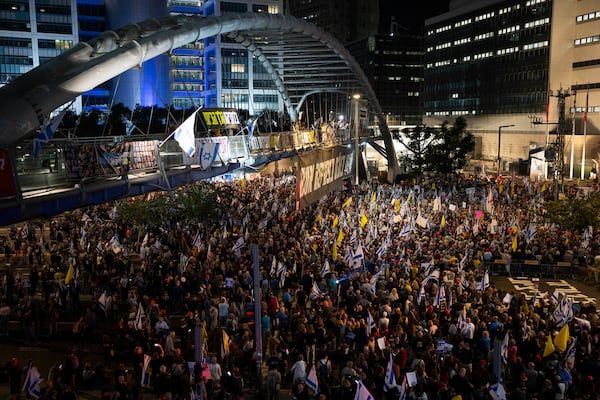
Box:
(428, 116, 475, 174)
(542, 191, 600, 232)
(396, 125, 438, 175)
(174, 182, 226, 220)
(397, 116, 474, 175)
(116, 182, 226, 226)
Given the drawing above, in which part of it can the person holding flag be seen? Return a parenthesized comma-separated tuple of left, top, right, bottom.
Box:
(383, 353, 398, 393)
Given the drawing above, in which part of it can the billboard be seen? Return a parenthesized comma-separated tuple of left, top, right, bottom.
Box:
(296, 145, 353, 209)
(199, 108, 241, 130)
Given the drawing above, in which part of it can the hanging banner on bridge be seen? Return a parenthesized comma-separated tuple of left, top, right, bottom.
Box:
(63, 140, 158, 182)
(199, 108, 241, 131)
(296, 145, 353, 209)
(0, 149, 17, 197)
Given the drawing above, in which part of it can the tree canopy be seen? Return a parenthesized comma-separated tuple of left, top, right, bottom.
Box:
(396, 116, 475, 175)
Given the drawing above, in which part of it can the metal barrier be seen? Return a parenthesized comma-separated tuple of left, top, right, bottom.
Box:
(487, 259, 576, 279)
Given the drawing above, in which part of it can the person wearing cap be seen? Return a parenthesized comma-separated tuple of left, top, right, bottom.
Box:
(580, 375, 595, 399)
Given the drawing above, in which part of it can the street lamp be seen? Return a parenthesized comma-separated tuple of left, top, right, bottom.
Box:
(497, 124, 515, 175)
(353, 94, 361, 188)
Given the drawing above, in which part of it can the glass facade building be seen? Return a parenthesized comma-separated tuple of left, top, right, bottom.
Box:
(1, 0, 284, 116)
(423, 0, 551, 118)
(0, 0, 78, 87)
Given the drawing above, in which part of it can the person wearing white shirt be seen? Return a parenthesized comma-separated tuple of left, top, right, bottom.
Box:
(462, 317, 475, 341)
(290, 354, 307, 384)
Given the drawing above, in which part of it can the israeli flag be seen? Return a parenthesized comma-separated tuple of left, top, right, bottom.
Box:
(22, 361, 42, 398)
(321, 259, 331, 277)
(232, 236, 245, 252)
(352, 243, 364, 269)
(383, 353, 397, 392)
(306, 365, 319, 393)
(198, 141, 220, 170)
(122, 115, 136, 135)
(366, 310, 376, 336)
(501, 331, 509, 364)
(33, 107, 67, 158)
(479, 270, 490, 291)
(433, 284, 446, 308)
(310, 282, 323, 300)
(488, 379, 507, 400)
(173, 109, 199, 157)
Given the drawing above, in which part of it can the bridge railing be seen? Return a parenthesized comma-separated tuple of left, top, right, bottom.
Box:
(3, 126, 356, 198)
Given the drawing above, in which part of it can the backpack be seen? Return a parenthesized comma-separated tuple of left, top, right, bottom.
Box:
(318, 360, 329, 378)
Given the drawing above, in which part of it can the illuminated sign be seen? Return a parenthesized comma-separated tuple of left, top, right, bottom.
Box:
(200, 109, 240, 128)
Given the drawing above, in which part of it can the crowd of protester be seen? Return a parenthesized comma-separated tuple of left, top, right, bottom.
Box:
(0, 172, 599, 400)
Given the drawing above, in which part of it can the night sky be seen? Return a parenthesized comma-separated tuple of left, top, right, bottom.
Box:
(379, 0, 450, 33)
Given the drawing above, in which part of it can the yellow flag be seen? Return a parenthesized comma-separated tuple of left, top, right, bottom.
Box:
(431, 182, 435, 190)
(332, 243, 338, 260)
(441, 215, 446, 229)
(360, 214, 368, 228)
(394, 199, 400, 212)
(241, 177, 246, 190)
(543, 336, 555, 357)
(371, 192, 377, 203)
(541, 183, 546, 192)
(342, 197, 352, 208)
(499, 183, 503, 193)
(222, 329, 230, 356)
(511, 235, 518, 252)
(336, 230, 344, 245)
(553, 324, 569, 352)
(333, 215, 339, 228)
(65, 264, 74, 285)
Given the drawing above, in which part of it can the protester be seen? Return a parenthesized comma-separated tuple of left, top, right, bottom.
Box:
(1, 173, 600, 400)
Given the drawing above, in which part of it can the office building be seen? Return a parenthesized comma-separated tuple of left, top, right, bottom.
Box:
(347, 29, 424, 127)
(1, 0, 284, 117)
(289, 0, 442, 128)
(424, 0, 599, 172)
(0, 0, 81, 109)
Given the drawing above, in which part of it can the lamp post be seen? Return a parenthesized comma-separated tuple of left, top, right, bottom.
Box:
(353, 94, 361, 188)
(497, 124, 515, 175)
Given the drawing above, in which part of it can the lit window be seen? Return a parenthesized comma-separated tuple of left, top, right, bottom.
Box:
(231, 63, 245, 73)
(526, 0, 546, 6)
(523, 41, 549, 50)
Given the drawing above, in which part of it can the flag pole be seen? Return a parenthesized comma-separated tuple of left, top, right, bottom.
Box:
(581, 90, 588, 180)
(545, 93, 550, 179)
(158, 107, 201, 148)
(569, 91, 576, 179)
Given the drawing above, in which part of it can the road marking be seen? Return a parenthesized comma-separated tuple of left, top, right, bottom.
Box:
(507, 278, 596, 305)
